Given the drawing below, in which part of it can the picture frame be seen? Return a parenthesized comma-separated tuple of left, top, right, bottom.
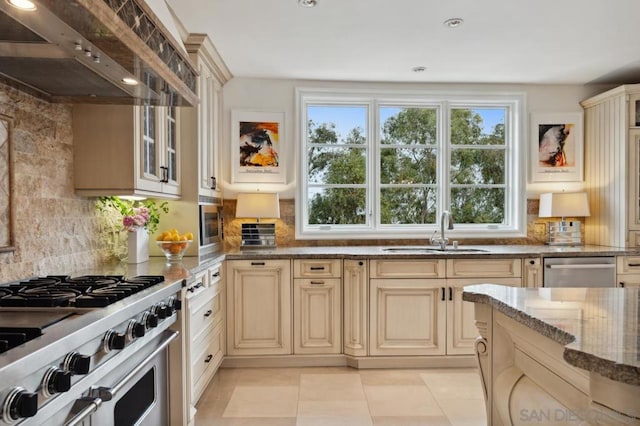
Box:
(231, 110, 285, 184)
(530, 112, 584, 182)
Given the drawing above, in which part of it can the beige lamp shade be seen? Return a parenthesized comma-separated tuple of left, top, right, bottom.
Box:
(538, 192, 590, 218)
(236, 192, 280, 220)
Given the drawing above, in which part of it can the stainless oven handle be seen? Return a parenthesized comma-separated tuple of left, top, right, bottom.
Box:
(93, 330, 178, 402)
(65, 397, 103, 426)
(545, 264, 615, 269)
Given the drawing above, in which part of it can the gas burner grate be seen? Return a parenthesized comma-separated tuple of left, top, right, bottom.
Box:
(0, 275, 165, 308)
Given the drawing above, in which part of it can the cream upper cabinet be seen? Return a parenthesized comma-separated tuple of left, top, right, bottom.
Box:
(226, 259, 292, 355)
(183, 34, 230, 200)
(73, 104, 181, 198)
(343, 259, 368, 357)
(293, 259, 342, 354)
(581, 84, 640, 247)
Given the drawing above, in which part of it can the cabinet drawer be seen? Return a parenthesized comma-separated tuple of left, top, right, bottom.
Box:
(208, 263, 223, 286)
(294, 259, 342, 278)
(616, 255, 640, 274)
(370, 259, 445, 278)
(189, 283, 223, 342)
(191, 323, 224, 402)
(446, 258, 521, 278)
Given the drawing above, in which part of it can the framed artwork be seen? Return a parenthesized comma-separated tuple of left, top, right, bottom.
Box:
(231, 110, 285, 184)
(530, 112, 584, 182)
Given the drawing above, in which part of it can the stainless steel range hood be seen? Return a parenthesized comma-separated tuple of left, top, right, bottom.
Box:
(0, 0, 198, 106)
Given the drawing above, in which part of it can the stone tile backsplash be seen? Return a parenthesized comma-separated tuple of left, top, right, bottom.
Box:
(0, 83, 103, 282)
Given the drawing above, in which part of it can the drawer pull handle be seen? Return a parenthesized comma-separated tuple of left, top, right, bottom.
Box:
(441, 287, 445, 301)
(211, 272, 220, 277)
(448, 287, 453, 301)
(204, 354, 213, 363)
(628, 263, 640, 267)
(187, 282, 203, 293)
(251, 262, 265, 266)
(310, 281, 324, 285)
(310, 266, 325, 271)
(204, 309, 213, 317)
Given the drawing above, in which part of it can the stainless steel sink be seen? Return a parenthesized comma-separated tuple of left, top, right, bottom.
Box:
(382, 247, 488, 253)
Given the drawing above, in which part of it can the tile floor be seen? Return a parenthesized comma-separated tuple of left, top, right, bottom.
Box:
(195, 367, 487, 425)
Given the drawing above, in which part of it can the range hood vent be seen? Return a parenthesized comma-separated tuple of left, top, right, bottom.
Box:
(0, 0, 198, 106)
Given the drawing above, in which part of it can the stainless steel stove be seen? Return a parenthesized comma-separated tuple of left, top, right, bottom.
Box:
(0, 274, 183, 425)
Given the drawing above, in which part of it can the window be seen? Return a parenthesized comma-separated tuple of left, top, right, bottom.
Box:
(297, 89, 525, 240)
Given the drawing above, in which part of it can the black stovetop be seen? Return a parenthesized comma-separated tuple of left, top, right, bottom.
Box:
(0, 275, 165, 354)
(0, 275, 165, 309)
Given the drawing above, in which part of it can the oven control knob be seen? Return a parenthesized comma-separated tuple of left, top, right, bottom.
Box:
(103, 330, 126, 353)
(127, 319, 146, 340)
(154, 303, 169, 320)
(2, 387, 38, 421)
(143, 311, 159, 329)
(62, 352, 91, 375)
(168, 296, 181, 312)
(42, 367, 72, 396)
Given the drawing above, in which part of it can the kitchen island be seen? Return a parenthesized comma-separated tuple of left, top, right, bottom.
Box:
(463, 285, 640, 425)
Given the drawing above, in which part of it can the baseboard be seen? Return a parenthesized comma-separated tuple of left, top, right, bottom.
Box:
(220, 354, 476, 369)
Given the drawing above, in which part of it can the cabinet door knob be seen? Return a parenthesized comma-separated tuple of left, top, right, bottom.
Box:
(448, 287, 453, 301)
(620, 282, 625, 288)
(441, 287, 445, 301)
(204, 309, 213, 317)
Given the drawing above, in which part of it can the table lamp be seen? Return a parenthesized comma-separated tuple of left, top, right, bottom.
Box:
(236, 192, 280, 248)
(538, 192, 590, 246)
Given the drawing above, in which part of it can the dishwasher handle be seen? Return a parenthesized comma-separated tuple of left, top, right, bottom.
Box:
(545, 264, 615, 270)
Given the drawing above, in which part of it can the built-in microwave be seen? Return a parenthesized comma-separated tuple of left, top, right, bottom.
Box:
(199, 201, 222, 252)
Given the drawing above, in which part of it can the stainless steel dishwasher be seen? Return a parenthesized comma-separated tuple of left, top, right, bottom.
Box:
(543, 256, 617, 287)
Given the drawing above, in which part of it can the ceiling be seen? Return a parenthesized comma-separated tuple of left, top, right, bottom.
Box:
(167, 0, 640, 85)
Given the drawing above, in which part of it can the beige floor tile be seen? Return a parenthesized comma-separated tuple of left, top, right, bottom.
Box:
(372, 416, 452, 426)
(200, 418, 297, 426)
(364, 385, 444, 417)
(297, 400, 371, 418)
(420, 371, 484, 400)
(235, 368, 302, 386)
(223, 386, 299, 418)
(436, 398, 487, 426)
(299, 373, 366, 401)
(359, 369, 428, 386)
(296, 418, 372, 426)
(195, 398, 232, 422)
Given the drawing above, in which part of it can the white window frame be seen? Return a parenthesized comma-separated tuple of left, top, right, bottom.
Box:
(295, 88, 527, 240)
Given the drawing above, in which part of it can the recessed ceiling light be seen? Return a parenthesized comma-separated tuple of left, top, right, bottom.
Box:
(298, 0, 317, 7)
(7, 0, 36, 10)
(412, 66, 427, 73)
(443, 18, 464, 28)
(121, 77, 139, 86)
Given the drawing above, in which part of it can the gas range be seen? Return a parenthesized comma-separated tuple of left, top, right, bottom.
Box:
(0, 273, 184, 425)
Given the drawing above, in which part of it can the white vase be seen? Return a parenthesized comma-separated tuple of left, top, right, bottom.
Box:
(127, 228, 149, 264)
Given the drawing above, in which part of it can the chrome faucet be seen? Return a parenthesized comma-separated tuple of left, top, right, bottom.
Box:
(430, 211, 454, 250)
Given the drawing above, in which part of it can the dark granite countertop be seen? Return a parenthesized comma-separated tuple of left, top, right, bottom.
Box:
(224, 244, 638, 260)
(463, 284, 640, 386)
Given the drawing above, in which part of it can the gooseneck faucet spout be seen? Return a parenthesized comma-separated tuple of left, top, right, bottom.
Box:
(430, 211, 454, 250)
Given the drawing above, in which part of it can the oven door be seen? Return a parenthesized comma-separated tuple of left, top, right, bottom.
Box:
(65, 331, 177, 426)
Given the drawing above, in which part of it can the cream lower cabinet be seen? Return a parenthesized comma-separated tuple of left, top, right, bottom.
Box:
(343, 259, 368, 357)
(293, 259, 342, 354)
(226, 259, 292, 355)
(369, 259, 447, 356)
(183, 263, 225, 424)
(369, 258, 522, 357)
(370, 278, 447, 355)
(445, 258, 522, 355)
(616, 255, 640, 288)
